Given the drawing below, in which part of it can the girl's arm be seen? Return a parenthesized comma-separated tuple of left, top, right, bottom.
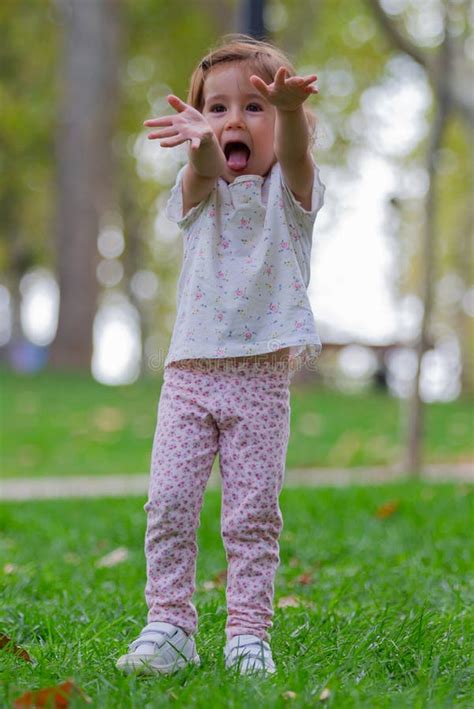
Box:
(250, 67, 318, 211)
(274, 105, 314, 210)
(144, 95, 227, 215)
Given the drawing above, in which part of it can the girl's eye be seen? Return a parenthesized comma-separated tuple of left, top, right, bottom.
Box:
(247, 103, 262, 112)
(210, 104, 226, 113)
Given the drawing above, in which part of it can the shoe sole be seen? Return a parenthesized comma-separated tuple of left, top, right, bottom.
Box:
(116, 653, 200, 675)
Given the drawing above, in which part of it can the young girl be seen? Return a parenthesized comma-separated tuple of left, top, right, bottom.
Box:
(117, 34, 325, 676)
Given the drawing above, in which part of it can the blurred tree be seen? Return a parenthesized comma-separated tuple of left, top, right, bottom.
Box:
(365, 0, 473, 473)
(50, 0, 122, 369)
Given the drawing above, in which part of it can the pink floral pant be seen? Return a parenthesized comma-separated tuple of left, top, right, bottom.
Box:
(144, 359, 291, 641)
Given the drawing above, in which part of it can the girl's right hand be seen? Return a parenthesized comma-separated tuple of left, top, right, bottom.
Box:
(144, 95, 214, 151)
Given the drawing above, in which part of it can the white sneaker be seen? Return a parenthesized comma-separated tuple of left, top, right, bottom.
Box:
(224, 634, 276, 675)
(116, 621, 200, 675)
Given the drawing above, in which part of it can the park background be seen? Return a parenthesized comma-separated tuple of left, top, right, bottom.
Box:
(1, 0, 473, 475)
(1, 0, 473, 707)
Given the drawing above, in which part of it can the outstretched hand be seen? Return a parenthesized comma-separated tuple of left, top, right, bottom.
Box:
(250, 66, 318, 112)
(144, 95, 213, 150)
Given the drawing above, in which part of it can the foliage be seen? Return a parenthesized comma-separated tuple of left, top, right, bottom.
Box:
(0, 2, 58, 278)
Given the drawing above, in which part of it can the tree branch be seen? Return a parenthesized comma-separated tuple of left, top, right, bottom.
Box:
(365, 0, 429, 69)
(366, 0, 474, 123)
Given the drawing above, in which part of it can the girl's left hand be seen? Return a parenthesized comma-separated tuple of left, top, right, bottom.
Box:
(250, 66, 318, 112)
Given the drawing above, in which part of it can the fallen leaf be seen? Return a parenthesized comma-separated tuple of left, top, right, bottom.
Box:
(13, 679, 91, 708)
(202, 569, 227, 590)
(296, 572, 313, 586)
(375, 500, 400, 519)
(0, 634, 33, 663)
(277, 595, 300, 608)
(319, 687, 331, 701)
(95, 547, 129, 568)
(282, 690, 297, 700)
(214, 569, 227, 586)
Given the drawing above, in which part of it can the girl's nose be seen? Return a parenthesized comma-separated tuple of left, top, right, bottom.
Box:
(224, 109, 246, 129)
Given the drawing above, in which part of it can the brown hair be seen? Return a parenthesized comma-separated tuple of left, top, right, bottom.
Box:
(187, 34, 316, 140)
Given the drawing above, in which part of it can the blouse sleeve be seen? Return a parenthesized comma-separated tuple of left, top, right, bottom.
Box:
(280, 160, 325, 231)
(165, 165, 208, 230)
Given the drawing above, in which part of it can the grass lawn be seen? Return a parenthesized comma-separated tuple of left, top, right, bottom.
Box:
(1, 483, 473, 707)
(2, 368, 473, 478)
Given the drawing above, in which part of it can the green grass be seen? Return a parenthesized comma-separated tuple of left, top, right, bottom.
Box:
(1, 483, 473, 707)
(1, 368, 473, 478)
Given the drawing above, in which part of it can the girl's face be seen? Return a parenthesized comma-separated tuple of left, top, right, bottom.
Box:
(201, 62, 277, 182)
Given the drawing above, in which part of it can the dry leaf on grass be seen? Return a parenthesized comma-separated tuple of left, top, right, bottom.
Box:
(296, 572, 314, 586)
(13, 679, 91, 708)
(375, 500, 400, 519)
(95, 547, 129, 568)
(202, 569, 227, 591)
(0, 634, 33, 663)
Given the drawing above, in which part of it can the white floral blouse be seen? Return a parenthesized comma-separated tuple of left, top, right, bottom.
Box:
(164, 160, 325, 373)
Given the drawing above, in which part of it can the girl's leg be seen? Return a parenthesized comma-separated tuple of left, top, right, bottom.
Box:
(218, 366, 291, 641)
(144, 366, 218, 636)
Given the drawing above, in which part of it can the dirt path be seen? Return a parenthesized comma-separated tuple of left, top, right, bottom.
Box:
(1, 464, 472, 500)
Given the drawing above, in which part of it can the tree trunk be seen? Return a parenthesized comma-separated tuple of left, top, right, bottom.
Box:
(50, 0, 121, 370)
(365, 2, 467, 474)
(456, 200, 474, 396)
(403, 50, 450, 475)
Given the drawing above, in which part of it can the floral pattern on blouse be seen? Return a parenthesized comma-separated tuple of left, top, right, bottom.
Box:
(164, 161, 325, 370)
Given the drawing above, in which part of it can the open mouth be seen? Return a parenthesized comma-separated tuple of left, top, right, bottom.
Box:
(224, 141, 251, 172)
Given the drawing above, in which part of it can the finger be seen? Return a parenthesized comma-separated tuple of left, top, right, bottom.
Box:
(159, 136, 187, 148)
(285, 75, 314, 86)
(275, 66, 288, 85)
(285, 75, 317, 88)
(285, 76, 307, 86)
(147, 128, 179, 140)
(143, 117, 174, 127)
(190, 137, 201, 150)
(167, 94, 188, 113)
(250, 74, 270, 98)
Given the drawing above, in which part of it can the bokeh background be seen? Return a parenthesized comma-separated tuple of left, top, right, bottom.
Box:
(1, 0, 473, 477)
